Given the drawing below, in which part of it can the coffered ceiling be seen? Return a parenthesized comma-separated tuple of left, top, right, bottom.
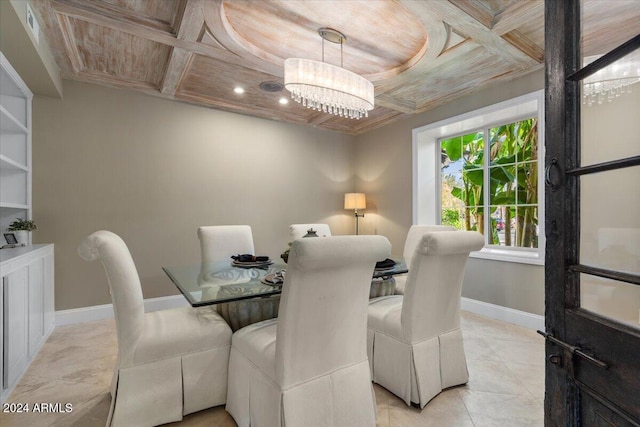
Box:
(32, 0, 640, 134)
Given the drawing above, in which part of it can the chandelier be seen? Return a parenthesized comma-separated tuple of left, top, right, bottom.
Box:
(284, 28, 374, 119)
(583, 53, 640, 106)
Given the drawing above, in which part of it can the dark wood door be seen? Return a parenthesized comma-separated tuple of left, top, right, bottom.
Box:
(545, 1, 640, 425)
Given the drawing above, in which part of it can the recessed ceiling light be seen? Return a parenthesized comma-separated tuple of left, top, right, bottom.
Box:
(279, 97, 289, 105)
(234, 87, 245, 94)
(259, 81, 283, 92)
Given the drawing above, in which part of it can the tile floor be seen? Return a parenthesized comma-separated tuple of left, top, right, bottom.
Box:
(0, 311, 545, 426)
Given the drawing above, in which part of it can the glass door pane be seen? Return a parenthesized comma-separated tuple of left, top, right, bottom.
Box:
(579, 164, 640, 331)
(579, 6, 639, 331)
(580, 167, 640, 275)
(581, 274, 640, 330)
(580, 50, 640, 166)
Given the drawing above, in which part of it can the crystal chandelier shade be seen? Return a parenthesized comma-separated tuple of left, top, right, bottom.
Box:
(284, 28, 374, 120)
(284, 58, 374, 119)
(583, 54, 640, 106)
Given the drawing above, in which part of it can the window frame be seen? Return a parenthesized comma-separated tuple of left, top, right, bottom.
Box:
(412, 90, 545, 265)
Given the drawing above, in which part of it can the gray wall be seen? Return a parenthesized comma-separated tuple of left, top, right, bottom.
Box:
(354, 70, 546, 315)
(0, 0, 62, 97)
(32, 70, 548, 315)
(33, 81, 356, 310)
(32, 72, 548, 314)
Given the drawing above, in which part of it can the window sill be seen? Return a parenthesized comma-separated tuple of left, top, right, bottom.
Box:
(469, 248, 545, 266)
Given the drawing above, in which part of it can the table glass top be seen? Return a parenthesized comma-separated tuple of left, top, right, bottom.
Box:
(163, 259, 407, 307)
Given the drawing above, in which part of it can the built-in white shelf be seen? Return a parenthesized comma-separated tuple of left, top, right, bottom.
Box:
(0, 154, 28, 171)
(0, 105, 28, 134)
(0, 52, 46, 408)
(1, 52, 32, 243)
(0, 202, 29, 209)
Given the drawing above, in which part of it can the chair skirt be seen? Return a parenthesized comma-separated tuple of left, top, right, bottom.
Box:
(108, 346, 230, 427)
(367, 328, 468, 408)
(227, 348, 377, 427)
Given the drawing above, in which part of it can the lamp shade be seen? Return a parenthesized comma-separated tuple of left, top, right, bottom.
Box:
(344, 193, 366, 210)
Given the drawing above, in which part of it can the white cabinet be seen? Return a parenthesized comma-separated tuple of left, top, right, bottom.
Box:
(28, 259, 44, 358)
(3, 266, 29, 390)
(1, 245, 54, 403)
(1, 51, 32, 244)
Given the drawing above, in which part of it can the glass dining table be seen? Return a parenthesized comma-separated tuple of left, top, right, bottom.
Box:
(163, 259, 407, 331)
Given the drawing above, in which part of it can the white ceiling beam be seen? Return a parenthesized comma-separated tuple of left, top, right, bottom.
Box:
(400, 0, 540, 67)
(161, 0, 204, 95)
(50, 0, 281, 76)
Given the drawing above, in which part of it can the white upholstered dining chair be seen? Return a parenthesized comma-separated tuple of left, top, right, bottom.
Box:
(197, 225, 255, 264)
(367, 231, 484, 408)
(226, 235, 391, 427)
(197, 225, 256, 289)
(288, 223, 332, 240)
(78, 230, 232, 426)
(394, 225, 456, 295)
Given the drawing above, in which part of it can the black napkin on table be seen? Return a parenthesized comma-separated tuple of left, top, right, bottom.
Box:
(375, 258, 396, 269)
(231, 254, 269, 262)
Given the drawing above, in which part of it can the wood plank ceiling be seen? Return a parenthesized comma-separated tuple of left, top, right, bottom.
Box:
(32, 0, 640, 135)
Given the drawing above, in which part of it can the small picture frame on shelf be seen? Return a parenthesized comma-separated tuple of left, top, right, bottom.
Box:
(3, 233, 18, 245)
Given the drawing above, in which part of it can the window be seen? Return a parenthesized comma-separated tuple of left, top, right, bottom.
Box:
(413, 91, 544, 264)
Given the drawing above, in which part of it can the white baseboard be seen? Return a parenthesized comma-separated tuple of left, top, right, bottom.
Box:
(55, 295, 189, 326)
(55, 294, 544, 331)
(461, 297, 544, 331)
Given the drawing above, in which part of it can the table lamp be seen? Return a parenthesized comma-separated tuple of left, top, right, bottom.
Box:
(344, 193, 366, 235)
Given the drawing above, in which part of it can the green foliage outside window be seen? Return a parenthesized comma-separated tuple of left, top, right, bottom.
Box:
(440, 118, 538, 248)
(441, 208, 463, 229)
